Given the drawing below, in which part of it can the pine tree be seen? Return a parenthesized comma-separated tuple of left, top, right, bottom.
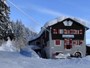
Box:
(0, 0, 14, 41)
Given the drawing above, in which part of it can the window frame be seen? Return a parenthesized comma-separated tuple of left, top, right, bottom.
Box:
(79, 29, 83, 34)
(59, 29, 64, 34)
(79, 40, 83, 45)
(55, 40, 61, 46)
(53, 29, 58, 34)
(64, 29, 68, 34)
(64, 39, 72, 50)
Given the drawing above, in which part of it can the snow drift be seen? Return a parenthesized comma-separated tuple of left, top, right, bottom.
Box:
(0, 51, 90, 68)
(0, 42, 90, 68)
(0, 37, 17, 52)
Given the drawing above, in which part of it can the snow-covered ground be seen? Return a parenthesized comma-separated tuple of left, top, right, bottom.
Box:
(0, 39, 90, 68)
(0, 48, 90, 68)
(0, 51, 90, 68)
(0, 37, 17, 52)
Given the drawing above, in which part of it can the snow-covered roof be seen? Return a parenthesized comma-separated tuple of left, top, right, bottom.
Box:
(30, 16, 90, 41)
(44, 16, 89, 29)
(30, 28, 45, 41)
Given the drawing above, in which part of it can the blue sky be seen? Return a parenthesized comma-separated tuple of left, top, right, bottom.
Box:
(7, 0, 90, 44)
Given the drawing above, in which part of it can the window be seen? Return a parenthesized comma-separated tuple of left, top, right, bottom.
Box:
(70, 29, 74, 34)
(64, 29, 79, 34)
(69, 39, 72, 45)
(59, 29, 63, 34)
(79, 40, 83, 45)
(73, 40, 78, 45)
(55, 40, 60, 45)
(63, 21, 68, 26)
(53, 29, 58, 34)
(64, 39, 72, 49)
(64, 39, 69, 45)
(68, 21, 73, 26)
(68, 30, 71, 34)
(77, 30, 80, 34)
(64, 29, 68, 34)
(73, 29, 77, 34)
(73, 40, 76, 45)
(73, 40, 83, 46)
(70, 29, 79, 34)
(63, 20, 73, 26)
(79, 29, 83, 34)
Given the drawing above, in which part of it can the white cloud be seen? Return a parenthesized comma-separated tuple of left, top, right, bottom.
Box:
(29, 5, 67, 17)
(36, 8, 65, 16)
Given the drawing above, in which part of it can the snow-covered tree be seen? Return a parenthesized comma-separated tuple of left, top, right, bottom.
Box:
(0, 0, 14, 45)
(10, 20, 37, 49)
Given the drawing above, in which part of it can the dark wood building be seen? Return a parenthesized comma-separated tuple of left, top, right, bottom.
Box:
(29, 17, 89, 59)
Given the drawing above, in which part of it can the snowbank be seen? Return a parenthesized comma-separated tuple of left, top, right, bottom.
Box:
(0, 51, 90, 68)
(0, 38, 90, 68)
(0, 38, 17, 52)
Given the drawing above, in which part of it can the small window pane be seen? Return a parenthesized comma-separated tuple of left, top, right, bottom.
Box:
(64, 39, 72, 49)
(70, 29, 74, 34)
(59, 29, 63, 34)
(68, 21, 73, 26)
(69, 39, 72, 45)
(63, 21, 68, 26)
(79, 30, 83, 34)
(79, 40, 83, 45)
(73, 40, 78, 45)
(64, 29, 68, 34)
(53, 29, 57, 34)
(55, 40, 60, 45)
